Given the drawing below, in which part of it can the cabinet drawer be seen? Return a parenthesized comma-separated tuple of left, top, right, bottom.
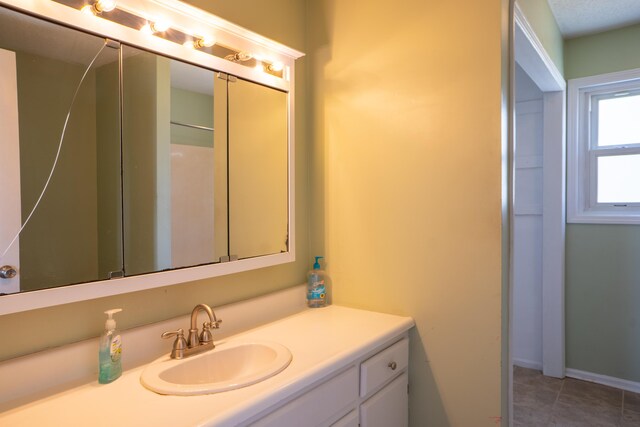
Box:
(360, 338, 408, 397)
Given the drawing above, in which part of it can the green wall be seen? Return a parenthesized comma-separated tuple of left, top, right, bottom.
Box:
(0, 0, 308, 361)
(564, 22, 640, 79)
(566, 225, 640, 381)
(564, 25, 640, 382)
(516, 0, 564, 75)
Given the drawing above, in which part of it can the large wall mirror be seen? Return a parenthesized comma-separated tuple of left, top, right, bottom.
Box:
(0, 0, 302, 314)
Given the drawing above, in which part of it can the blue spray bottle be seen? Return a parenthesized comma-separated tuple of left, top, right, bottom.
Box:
(307, 256, 328, 308)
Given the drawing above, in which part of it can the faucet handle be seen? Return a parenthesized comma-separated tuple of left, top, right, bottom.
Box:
(161, 328, 188, 359)
(200, 322, 214, 344)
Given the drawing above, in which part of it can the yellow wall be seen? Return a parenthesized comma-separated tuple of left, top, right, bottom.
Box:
(2, 0, 508, 424)
(307, 0, 506, 425)
(0, 0, 308, 361)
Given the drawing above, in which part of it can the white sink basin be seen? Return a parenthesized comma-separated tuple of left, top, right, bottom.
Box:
(140, 340, 292, 396)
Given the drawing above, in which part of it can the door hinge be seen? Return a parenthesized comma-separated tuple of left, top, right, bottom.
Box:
(105, 39, 120, 49)
(108, 270, 124, 279)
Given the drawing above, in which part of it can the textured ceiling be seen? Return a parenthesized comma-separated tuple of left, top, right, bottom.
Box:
(547, 0, 640, 38)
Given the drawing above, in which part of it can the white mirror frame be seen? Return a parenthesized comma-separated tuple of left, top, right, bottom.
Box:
(0, 0, 303, 315)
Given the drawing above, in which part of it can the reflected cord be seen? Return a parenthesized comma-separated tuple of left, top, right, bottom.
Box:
(0, 40, 108, 260)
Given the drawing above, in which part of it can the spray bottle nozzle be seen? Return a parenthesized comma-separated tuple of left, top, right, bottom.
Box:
(313, 256, 324, 270)
(104, 308, 122, 331)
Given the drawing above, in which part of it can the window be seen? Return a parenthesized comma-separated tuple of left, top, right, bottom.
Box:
(568, 69, 640, 224)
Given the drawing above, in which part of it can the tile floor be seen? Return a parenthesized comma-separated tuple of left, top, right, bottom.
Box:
(513, 366, 640, 426)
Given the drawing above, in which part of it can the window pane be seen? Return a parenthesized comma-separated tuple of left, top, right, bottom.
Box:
(597, 154, 640, 203)
(598, 94, 640, 147)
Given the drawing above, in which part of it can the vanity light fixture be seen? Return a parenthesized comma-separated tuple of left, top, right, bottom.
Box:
(58, 0, 297, 80)
(81, 0, 116, 15)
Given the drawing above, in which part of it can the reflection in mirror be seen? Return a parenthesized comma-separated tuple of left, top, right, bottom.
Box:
(0, 6, 121, 294)
(228, 79, 288, 259)
(0, 4, 296, 302)
(121, 46, 227, 276)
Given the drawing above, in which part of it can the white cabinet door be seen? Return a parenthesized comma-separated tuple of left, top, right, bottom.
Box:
(331, 410, 358, 427)
(360, 372, 408, 427)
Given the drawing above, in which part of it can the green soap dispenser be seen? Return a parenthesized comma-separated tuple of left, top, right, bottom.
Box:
(307, 256, 328, 308)
(99, 308, 123, 384)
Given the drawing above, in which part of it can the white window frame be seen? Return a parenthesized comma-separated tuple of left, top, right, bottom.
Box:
(568, 68, 640, 224)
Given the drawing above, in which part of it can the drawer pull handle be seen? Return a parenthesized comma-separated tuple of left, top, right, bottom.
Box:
(388, 361, 397, 370)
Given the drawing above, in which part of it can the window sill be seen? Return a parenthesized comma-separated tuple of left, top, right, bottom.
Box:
(567, 210, 640, 225)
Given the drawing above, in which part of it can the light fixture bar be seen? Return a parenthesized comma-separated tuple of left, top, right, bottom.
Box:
(51, 0, 302, 79)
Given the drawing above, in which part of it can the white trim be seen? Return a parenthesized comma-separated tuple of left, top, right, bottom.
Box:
(513, 2, 565, 92)
(566, 368, 640, 394)
(0, 0, 303, 90)
(567, 68, 640, 225)
(513, 0, 566, 379)
(0, 0, 303, 314)
(541, 91, 565, 378)
(150, 0, 304, 60)
(513, 358, 543, 371)
(0, 252, 295, 315)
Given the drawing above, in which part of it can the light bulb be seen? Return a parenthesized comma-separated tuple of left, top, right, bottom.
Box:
(192, 35, 215, 49)
(200, 35, 215, 47)
(183, 40, 195, 49)
(81, 4, 96, 15)
(268, 61, 284, 72)
(140, 23, 153, 35)
(95, 0, 116, 13)
(151, 20, 170, 32)
(141, 20, 170, 35)
(81, 0, 116, 15)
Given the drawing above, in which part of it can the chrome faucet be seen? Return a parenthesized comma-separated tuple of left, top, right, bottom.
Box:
(161, 303, 222, 359)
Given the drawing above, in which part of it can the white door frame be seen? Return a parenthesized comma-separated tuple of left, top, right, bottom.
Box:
(512, 2, 566, 378)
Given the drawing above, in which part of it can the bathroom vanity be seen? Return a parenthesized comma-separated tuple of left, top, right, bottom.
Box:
(0, 302, 414, 426)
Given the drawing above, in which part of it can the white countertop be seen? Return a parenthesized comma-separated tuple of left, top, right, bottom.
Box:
(0, 306, 414, 427)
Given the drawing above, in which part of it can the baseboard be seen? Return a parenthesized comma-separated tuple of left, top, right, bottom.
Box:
(566, 368, 640, 394)
(513, 358, 543, 371)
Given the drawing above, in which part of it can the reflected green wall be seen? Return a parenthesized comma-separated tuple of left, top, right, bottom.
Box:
(171, 88, 214, 148)
(564, 25, 640, 382)
(96, 59, 124, 279)
(121, 52, 165, 275)
(17, 53, 100, 291)
(0, 0, 308, 361)
(516, 0, 564, 75)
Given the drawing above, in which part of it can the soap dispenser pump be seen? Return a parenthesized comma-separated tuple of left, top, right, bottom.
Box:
(307, 256, 328, 308)
(99, 308, 123, 384)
